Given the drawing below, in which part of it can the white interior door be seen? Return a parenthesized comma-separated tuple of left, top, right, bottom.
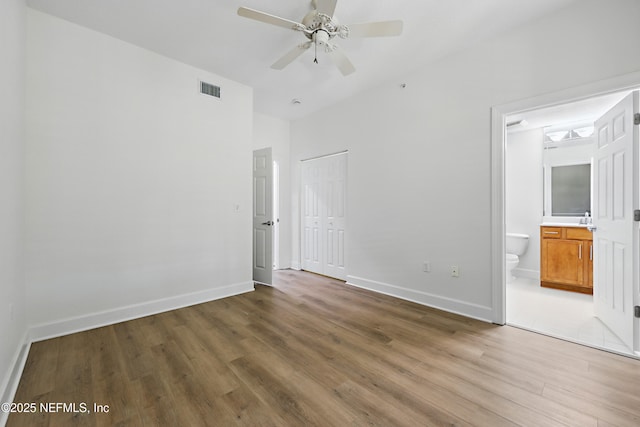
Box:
(324, 154, 347, 280)
(302, 159, 323, 274)
(301, 153, 347, 280)
(253, 148, 273, 285)
(593, 91, 638, 351)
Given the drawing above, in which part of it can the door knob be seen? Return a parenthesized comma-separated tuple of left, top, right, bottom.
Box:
(587, 224, 597, 232)
(262, 220, 273, 226)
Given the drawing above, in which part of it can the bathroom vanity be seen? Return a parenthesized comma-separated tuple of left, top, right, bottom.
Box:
(540, 225, 593, 294)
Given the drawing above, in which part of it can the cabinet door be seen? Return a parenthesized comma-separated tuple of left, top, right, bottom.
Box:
(541, 239, 584, 285)
(586, 241, 593, 288)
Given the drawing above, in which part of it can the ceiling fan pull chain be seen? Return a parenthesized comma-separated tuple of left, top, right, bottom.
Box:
(314, 41, 318, 64)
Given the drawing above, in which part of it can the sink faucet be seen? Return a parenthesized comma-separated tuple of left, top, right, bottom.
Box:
(579, 211, 591, 224)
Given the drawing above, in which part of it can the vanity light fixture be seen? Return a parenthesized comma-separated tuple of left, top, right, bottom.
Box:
(573, 126, 594, 138)
(544, 121, 595, 145)
(546, 130, 569, 142)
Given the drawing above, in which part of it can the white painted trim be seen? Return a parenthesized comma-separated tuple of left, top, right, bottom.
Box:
(300, 150, 349, 162)
(346, 275, 493, 323)
(290, 261, 301, 270)
(0, 332, 31, 427)
(491, 106, 506, 325)
(491, 70, 640, 350)
(29, 281, 255, 342)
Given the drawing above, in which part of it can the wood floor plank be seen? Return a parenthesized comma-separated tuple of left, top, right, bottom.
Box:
(542, 383, 640, 427)
(7, 270, 640, 426)
(229, 355, 328, 426)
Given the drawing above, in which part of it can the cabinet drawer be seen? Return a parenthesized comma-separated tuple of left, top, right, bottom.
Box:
(541, 227, 563, 239)
(566, 227, 592, 241)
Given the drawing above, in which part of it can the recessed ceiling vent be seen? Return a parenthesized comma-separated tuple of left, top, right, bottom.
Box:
(200, 81, 221, 98)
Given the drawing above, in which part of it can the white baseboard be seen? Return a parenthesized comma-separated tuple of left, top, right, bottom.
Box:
(513, 268, 539, 281)
(29, 281, 255, 343)
(1, 331, 31, 427)
(289, 261, 301, 270)
(346, 275, 494, 323)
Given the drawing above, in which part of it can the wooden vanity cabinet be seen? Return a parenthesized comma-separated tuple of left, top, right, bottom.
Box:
(540, 226, 593, 294)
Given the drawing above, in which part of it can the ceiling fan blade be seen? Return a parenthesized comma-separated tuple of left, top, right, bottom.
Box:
(327, 46, 355, 76)
(347, 20, 403, 37)
(237, 7, 304, 31)
(315, 0, 338, 17)
(271, 42, 312, 70)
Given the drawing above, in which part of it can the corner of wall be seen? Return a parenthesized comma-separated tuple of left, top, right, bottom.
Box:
(0, 332, 31, 427)
(346, 275, 494, 323)
(29, 281, 255, 343)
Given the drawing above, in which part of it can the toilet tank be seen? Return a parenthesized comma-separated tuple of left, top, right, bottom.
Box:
(506, 233, 529, 256)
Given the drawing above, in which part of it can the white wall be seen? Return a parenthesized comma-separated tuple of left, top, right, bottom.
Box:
(290, 0, 640, 321)
(252, 113, 291, 269)
(25, 10, 254, 332)
(506, 129, 543, 278)
(0, 0, 27, 416)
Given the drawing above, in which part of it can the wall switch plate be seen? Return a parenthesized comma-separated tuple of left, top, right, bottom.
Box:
(451, 265, 460, 277)
(423, 262, 431, 272)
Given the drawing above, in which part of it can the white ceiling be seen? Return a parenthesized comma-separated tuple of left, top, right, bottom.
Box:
(27, 0, 579, 120)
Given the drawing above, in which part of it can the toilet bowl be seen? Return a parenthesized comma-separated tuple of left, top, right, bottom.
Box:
(505, 253, 520, 282)
(506, 233, 529, 282)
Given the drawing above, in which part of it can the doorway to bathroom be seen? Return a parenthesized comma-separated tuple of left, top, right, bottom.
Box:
(499, 83, 639, 357)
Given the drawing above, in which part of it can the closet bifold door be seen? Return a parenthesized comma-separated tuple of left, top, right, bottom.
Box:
(301, 153, 347, 280)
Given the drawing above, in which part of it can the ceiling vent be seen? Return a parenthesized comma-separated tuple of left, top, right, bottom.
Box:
(200, 81, 221, 98)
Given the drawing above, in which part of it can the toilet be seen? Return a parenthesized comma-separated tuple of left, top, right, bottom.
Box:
(506, 233, 529, 282)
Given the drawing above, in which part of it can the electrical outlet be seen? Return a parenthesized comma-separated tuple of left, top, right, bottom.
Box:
(451, 265, 460, 277)
(423, 262, 431, 272)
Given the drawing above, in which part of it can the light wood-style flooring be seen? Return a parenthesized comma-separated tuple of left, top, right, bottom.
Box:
(8, 270, 640, 426)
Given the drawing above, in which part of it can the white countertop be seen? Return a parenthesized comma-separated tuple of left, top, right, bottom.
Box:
(541, 222, 589, 228)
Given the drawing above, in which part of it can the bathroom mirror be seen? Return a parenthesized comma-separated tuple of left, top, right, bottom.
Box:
(542, 134, 594, 220)
(550, 164, 591, 216)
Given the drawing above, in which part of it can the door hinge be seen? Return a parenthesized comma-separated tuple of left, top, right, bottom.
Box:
(635, 305, 640, 318)
(634, 113, 640, 125)
(635, 209, 640, 222)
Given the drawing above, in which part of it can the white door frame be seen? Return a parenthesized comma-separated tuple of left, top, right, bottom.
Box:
(490, 71, 640, 355)
(273, 160, 280, 270)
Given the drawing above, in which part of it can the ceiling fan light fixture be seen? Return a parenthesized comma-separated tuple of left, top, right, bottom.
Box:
(337, 25, 349, 39)
(237, 0, 403, 76)
(313, 30, 330, 46)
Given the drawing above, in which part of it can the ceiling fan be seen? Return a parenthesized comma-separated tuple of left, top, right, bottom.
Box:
(237, 0, 403, 76)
